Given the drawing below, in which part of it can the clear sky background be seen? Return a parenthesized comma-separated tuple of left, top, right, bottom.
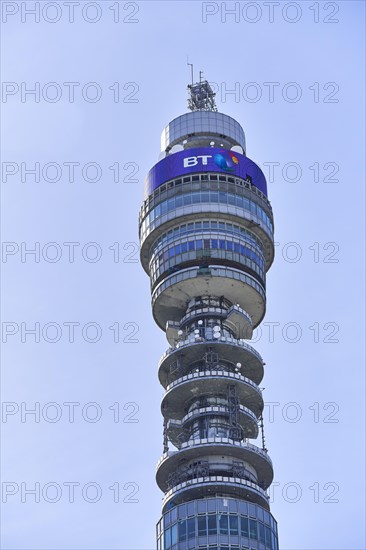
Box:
(1, 1, 365, 549)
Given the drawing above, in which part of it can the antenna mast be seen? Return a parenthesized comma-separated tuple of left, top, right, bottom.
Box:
(187, 65, 217, 112)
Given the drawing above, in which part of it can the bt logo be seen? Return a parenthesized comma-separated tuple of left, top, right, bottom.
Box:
(213, 151, 239, 172)
(183, 155, 212, 168)
(183, 151, 239, 171)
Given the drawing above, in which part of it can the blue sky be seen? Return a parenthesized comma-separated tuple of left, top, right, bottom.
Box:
(1, 1, 365, 548)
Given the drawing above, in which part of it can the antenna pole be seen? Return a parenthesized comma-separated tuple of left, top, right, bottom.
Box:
(187, 72, 218, 112)
(187, 60, 194, 86)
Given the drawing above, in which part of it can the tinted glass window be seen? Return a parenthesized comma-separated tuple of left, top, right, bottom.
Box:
(229, 515, 239, 535)
(178, 520, 186, 542)
(208, 515, 217, 535)
(219, 514, 228, 534)
(249, 519, 257, 539)
(171, 524, 178, 545)
(187, 518, 195, 538)
(198, 516, 207, 536)
(240, 516, 249, 537)
(164, 528, 171, 548)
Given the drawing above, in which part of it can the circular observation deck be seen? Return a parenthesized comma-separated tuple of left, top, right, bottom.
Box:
(161, 477, 270, 511)
(156, 438, 274, 491)
(152, 266, 266, 332)
(167, 404, 259, 444)
(161, 370, 263, 420)
(158, 337, 264, 387)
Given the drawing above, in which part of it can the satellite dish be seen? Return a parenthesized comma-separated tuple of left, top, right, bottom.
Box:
(170, 144, 184, 154)
(213, 326, 221, 331)
(178, 330, 183, 336)
(231, 145, 244, 155)
(213, 333, 220, 339)
(236, 362, 242, 368)
(194, 329, 199, 334)
(198, 320, 203, 325)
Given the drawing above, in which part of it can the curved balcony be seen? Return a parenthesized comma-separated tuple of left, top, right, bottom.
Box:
(161, 370, 263, 420)
(152, 265, 266, 332)
(167, 404, 259, 445)
(156, 437, 273, 491)
(178, 305, 227, 328)
(158, 337, 264, 387)
(161, 476, 270, 511)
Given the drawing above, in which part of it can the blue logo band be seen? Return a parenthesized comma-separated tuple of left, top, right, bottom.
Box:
(144, 147, 267, 198)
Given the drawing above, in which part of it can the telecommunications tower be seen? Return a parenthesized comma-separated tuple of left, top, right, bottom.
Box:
(139, 75, 279, 549)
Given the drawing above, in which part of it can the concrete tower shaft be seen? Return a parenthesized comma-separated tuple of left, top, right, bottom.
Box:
(139, 81, 279, 550)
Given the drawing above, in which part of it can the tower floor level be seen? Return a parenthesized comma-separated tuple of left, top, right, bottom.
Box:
(139, 84, 279, 550)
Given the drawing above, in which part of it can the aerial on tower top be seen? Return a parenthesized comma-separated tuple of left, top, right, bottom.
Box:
(187, 65, 217, 112)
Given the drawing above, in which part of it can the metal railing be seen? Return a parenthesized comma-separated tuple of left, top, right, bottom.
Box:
(156, 437, 272, 471)
(159, 335, 263, 370)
